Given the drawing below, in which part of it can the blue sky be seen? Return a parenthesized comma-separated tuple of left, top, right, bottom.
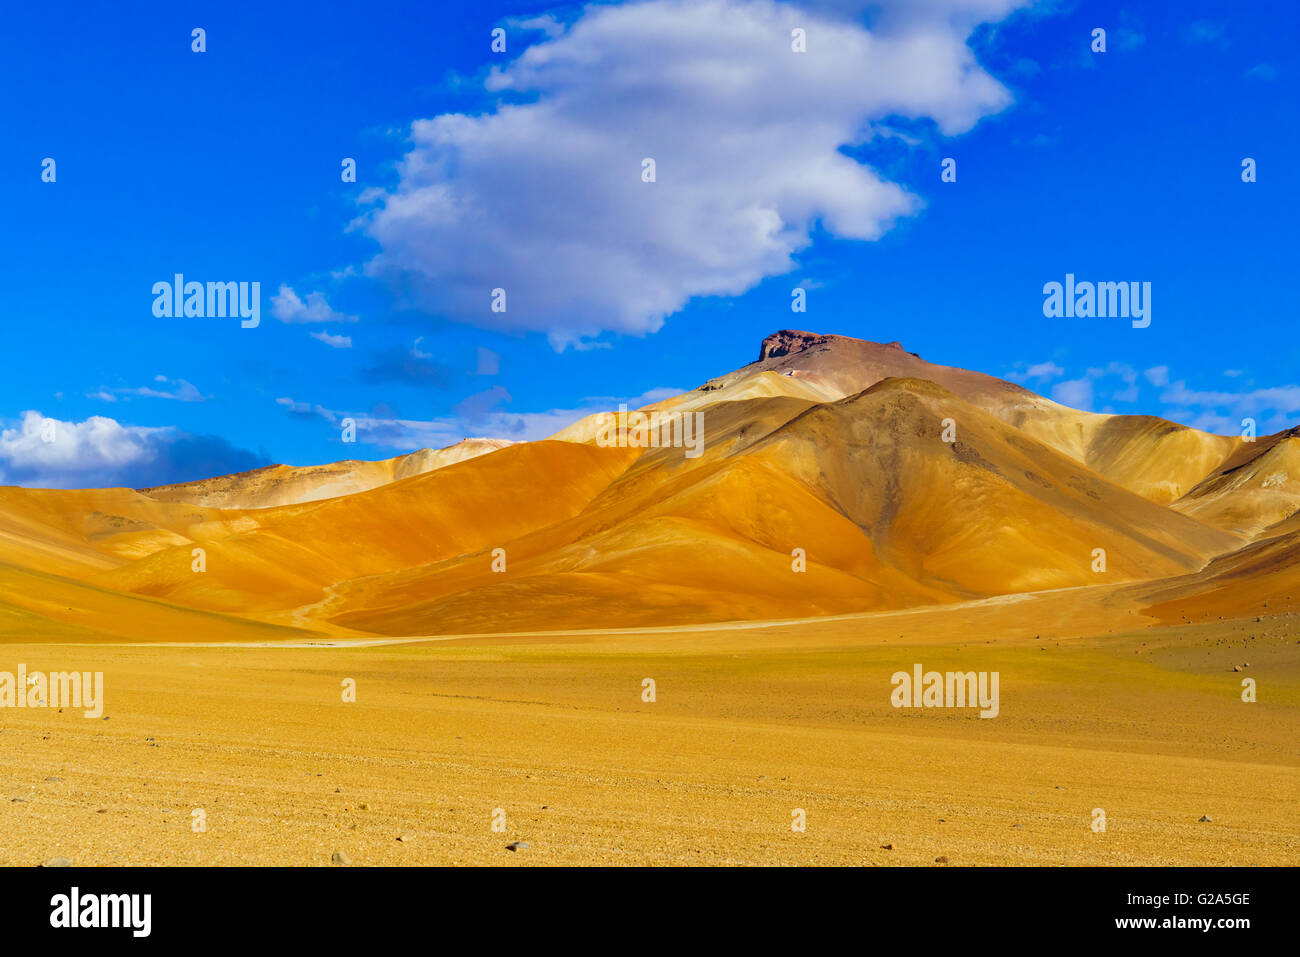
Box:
(2, 0, 1295, 487)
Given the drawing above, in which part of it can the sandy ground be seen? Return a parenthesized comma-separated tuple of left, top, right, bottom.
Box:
(2, 593, 1297, 866)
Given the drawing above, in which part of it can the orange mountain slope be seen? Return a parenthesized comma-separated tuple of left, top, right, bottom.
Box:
(0, 330, 1292, 641)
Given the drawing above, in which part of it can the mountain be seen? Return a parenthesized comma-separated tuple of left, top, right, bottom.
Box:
(1, 330, 1293, 640)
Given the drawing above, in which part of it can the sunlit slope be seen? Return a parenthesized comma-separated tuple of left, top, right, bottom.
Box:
(325, 452, 954, 634)
(0, 562, 333, 643)
(318, 380, 1241, 635)
(679, 331, 1237, 503)
(1172, 428, 1300, 536)
(0, 486, 256, 576)
(1137, 524, 1300, 622)
(138, 438, 512, 509)
(747, 378, 1240, 596)
(1068, 415, 1239, 504)
(90, 441, 639, 616)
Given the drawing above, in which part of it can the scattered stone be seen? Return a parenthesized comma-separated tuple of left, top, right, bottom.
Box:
(934, 856, 949, 864)
(1199, 815, 1213, 823)
(40, 857, 71, 867)
(506, 842, 531, 852)
(358, 803, 370, 811)
(1232, 665, 1241, 672)
(330, 851, 352, 865)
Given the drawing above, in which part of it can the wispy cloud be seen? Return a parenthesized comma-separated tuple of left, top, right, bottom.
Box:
(310, 330, 353, 349)
(274, 386, 683, 450)
(1006, 360, 1064, 383)
(1018, 358, 1300, 434)
(1182, 20, 1224, 45)
(88, 375, 205, 403)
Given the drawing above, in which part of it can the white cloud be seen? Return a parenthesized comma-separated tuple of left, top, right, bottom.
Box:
(0, 412, 265, 489)
(506, 13, 566, 40)
(310, 330, 353, 349)
(356, 0, 1024, 349)
(1007, 360, 1063, 383)
(1143, 365, 1169, 387)
(1051, 378, 1093, 410)
(1161, 382, 1300, 417)
(1155, 379, 1300, 435)
(270, 285, 357, 324)
(88, 376, 205, 403)
(0, 412, 163, 480)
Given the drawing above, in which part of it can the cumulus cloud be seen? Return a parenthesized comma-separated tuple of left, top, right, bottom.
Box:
(355, 0, 1024, 349)
(270, 285, 357, 323)
(0, 412, 268, 489)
